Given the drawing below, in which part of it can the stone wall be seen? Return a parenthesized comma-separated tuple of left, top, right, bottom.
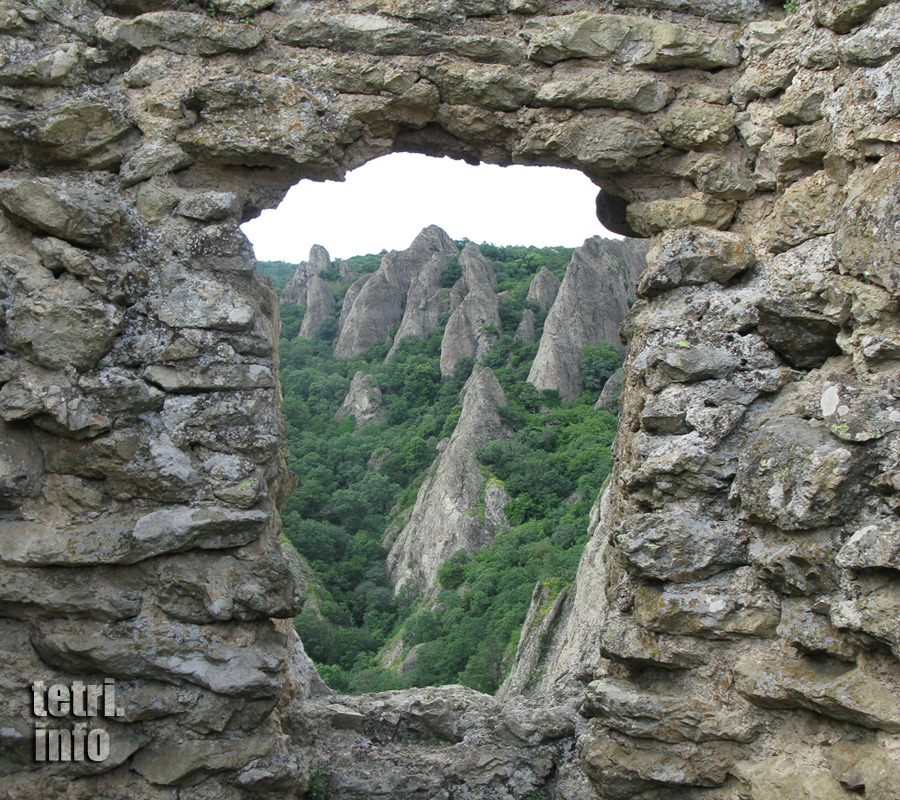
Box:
(0, 0, 898, 798)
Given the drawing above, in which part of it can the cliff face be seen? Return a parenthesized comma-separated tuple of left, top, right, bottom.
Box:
(2, 2, 899, 799)
(297, 274, 336, 339)
(334, 226, 458, 358)
(282, 244, 331, 305)
(385, 366, 512, 595)
(334, 371, 385, 431)
(527, 236, 647, 402)
(526, 266, 561, 311)
(439, 242, 501, 375)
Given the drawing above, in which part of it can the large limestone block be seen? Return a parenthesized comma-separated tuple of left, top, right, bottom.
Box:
(612, 0, 767, 23)
(633, 567, 781, 639)
(733, 754, 859, 800)
(524, 13, 740, 69)
(815, 0, 892, 33)
(771, 171, 844, 253)
(600, 613, 709, 669)
(659, 101, 736, 151)
(155, 549, 304, 623)
(9, 99, 133, 169)
(33, 615, 287, 699)
(689, 152, 757, 200)
(774, 70, 831, 126)
(756, 237, 841, 369)
(0, 177, 129, 248)
(826, 740, 900, 800)
(816, 380, 900, 443)
(424, 62, 535, 111)
(735, 651, 900, 732)
(730, 417, 873, 530)
(534, 66, 674, 113)
(0, 420, 43, 509)
(777, 598, 858, 661)
(837, 4, 900, 66)
(749, 530, 843, 596)
(97, 11, 266, 56)
(583, 678, 762, 744)
(144, 364, 275, 392)
(0, 564, 145, 622)
(837, 521, 900, 571)
(120, 140, 193, 187)
(151, 273, 256, 332)
(5, 276, 124, 371)
(637, 226, 755, 297)
(835, 154, 900, 297)
(0, 507, 268, 566)
(628, 193, 737, 236)
(276, 13, 440, 55)
(515, 112, 662, 174)
(831, 585, 900, 659)
(581, 724, 739, 799)
(615, 511, 748, 582)
(132, 733, 277, 786)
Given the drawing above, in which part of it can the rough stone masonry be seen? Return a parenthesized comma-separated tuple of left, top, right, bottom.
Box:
(0, 0, 899, 798)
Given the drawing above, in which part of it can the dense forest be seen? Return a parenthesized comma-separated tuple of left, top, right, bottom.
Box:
(257, 242, 622, 695)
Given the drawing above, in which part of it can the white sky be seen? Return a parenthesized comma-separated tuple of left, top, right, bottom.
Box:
(241, 153, 613, 262)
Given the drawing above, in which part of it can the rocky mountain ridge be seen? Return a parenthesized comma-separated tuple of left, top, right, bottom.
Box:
(284, 226, 647, 402)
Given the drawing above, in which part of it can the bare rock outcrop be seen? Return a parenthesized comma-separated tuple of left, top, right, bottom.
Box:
(516, 308, 537, 343)
(527, 236, 644, 402)
(387, 252, 449, 358)
(282, 243, 330, 305)
(294, 686, 579, 800)
(334, 371, 385, 430)
(334, 226, 458, 358)
(386, 366, 512, 594)
(338, 259, 357, 284)
(297, 274, 336, 339)
(439, 243, 500, 375)
(526, 266, 561, 311)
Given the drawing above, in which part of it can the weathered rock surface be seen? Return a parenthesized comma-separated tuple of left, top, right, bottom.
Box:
(334, 371, 385, 431)
(387, 252, 448, 358)
(282, 244, 331, 306)
(527, 236, 646, 401)
(525, 266, 561, 311)
(335, 226, 458, 358)
(386, 366, 511, 594)
(297, 275, 336, 339)
(515, 308, 537, 343)
(439, 243, 501, 375)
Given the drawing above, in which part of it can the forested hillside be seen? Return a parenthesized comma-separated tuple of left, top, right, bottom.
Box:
(257, 238, 629, 695)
